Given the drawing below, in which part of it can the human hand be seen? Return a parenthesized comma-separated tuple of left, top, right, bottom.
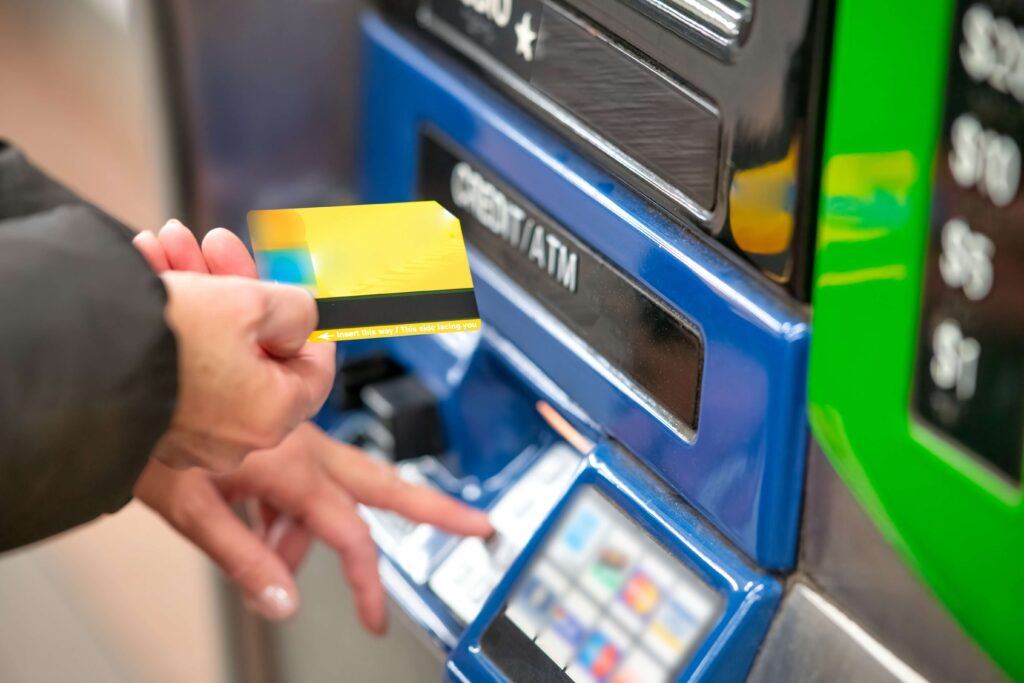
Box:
(136, 422, 492, 631)
(133, 221, 493, 631)
(138, 220, 334, 471)
(157, 272, 334, 471)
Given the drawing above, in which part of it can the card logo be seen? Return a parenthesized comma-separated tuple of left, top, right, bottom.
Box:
(560, 508, 601, 554)
(548, 604, 587, 646)
(587, 547, 630, 593)
(619, 570, 660, 617)
(647, 600, 699, 662)
(577, 630, 622, 678)
(515, 574, 559, 619)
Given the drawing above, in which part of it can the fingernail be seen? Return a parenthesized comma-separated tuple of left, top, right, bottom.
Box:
(162, 218, 183, 231)
(476, 511, 495, 535)
(248, 585, 297, 620)
(369, 611, 389, 636)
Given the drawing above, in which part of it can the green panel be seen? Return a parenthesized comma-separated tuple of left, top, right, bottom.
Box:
(809, 0, 1021, 679)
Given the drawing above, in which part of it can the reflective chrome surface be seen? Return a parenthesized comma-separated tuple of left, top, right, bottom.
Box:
(797, 443, 1007, 683)
(747, 583, 927, 683)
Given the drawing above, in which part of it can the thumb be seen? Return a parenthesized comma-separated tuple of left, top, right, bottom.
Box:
(255, 282, 319, 358)
(202, 228, 260, 279)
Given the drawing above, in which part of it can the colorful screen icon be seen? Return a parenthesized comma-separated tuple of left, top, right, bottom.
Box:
(580, 529, 641, 603)
(575, 628, 624, 679)
(507, 561, 567, 638)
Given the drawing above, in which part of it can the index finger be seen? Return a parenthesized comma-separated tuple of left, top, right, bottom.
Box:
(203, 228, 259, 279)
(382, 477, 493, 537)
(312, 430, 493, 538)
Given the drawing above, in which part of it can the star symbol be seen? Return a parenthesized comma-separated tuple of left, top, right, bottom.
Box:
(515, 12, 538, 62)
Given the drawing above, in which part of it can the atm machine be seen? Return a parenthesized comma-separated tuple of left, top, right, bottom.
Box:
(156, 0, 1018, 680)
(325, 0, 814, 676)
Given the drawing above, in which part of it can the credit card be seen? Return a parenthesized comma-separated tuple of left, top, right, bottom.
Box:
(248, 202, 481, 342)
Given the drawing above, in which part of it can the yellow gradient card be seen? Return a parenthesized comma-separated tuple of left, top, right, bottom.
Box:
(248, 202, 481, 342)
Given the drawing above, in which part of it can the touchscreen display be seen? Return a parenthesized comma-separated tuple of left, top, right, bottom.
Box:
(482, 489, 722, 682)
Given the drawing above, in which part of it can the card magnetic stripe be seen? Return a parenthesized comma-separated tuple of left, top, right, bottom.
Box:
(316, 288, 480, 329)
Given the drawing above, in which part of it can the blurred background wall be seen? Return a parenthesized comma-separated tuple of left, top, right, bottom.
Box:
(0, 2, 218, 681)
(0, 0, 365, 680)
(0, 0, 177, 227)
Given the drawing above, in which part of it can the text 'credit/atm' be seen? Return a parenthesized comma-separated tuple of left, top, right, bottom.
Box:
(451, 160, 579, 293)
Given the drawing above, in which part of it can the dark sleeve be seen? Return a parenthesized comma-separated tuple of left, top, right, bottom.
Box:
(0, 142, 178, 552)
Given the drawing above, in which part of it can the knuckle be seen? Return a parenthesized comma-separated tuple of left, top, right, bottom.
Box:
(236, 279, 265, 308)
(249, 425, 285, 452)
(378, 465, 406, 500)
(353, 461, 403, 508)
(338, 516, 373, 553)
(211, 453, 245, 474)
(168, 484, 218, 535)
(246, 405, 292, 450)
(227, 280, 265, 323)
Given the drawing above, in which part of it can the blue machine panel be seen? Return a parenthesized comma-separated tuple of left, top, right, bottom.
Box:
(357, 12, 809, 570)
(447, 443, 780, 683)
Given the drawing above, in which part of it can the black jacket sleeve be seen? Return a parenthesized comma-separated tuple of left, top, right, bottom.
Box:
(0, 142, 178, 552)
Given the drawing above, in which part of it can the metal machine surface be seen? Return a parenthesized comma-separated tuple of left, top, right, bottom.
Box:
(785, 444, 1006, 683)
